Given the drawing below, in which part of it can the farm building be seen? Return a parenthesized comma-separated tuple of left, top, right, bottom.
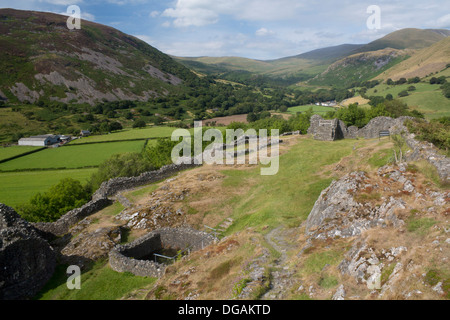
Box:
(80, 130, 91, 137)
(18, 134, 60, 147)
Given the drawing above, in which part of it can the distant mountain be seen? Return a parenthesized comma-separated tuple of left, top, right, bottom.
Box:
(176, 28, 450, 82)
(353, 28, 450, 54)
(0, 9, 197, 104)
(273, 44, 365, 63)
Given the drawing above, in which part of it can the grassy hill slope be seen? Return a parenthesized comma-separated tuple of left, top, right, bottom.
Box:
(375, 37, 450, 81)
(354, 28, 450, 53)
(308, 49, 410, 87)
(0, 9, 197, 105)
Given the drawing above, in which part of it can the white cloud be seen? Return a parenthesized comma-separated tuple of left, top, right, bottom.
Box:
(434, 14, 450, 28)
(149, 10, 160, 18)
(39, 0, 83, 5)
(255, 28, 275, 37)
(105, 0, 148, 5)
(161, 0, 305, 28)
(162, 4, 219, 27)
(57, 9, 95, 21)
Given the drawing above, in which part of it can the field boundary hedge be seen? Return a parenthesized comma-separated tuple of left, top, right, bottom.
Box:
(0, 147, 46, 165)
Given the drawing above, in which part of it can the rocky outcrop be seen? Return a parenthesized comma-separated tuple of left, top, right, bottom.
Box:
(305, 170, 406, 240)
(0, 204, 56, 300)
(59, 224, 123, 268)
(305, 163, 449, 241)
(338, 240, 408, 294)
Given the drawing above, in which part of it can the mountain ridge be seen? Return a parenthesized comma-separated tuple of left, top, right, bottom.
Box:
(175, 28, 450, 80)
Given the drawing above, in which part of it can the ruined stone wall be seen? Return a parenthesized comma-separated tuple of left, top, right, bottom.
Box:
(92, 163, 200, 200)
(308, 115, 415, 141)
(403, 132, 450, 184)
(109, 227, 216, 278)
(307, 115, 449, 183)
(33, 198, 111, 238)
(33, 162, 200, 238)
(0, 204, 56, 300)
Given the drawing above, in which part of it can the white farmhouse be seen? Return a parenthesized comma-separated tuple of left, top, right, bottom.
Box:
(18, 134, 60, 147)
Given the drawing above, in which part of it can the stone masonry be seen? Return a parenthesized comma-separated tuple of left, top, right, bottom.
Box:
(109, 227, 217, 278)
(0, 204, 56, 300)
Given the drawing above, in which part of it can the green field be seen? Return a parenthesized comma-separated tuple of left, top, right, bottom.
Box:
(288, 105, 336, 115)
(0, 140, 146, 171)
(0, 145, 43, 162)
(36, 260, 156, 300)
(0, 168, 97, 209)
(367, 82, 450, 119)
(69, 126, 181, 144)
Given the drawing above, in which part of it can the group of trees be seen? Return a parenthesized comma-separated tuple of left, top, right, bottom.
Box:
(229, 108, 313, 136)
(293, 87, 354, 106)
(405, 117, 450, 153)
(429, 76, 450, 99)
(386, 77, 420, 86)
(323, 99, 424, 128)
(18, 178, 91, 223)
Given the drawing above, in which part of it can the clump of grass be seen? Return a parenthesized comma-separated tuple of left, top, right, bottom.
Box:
(354, 192, 382, 203)
(425, 269, 441, 286)
(381, 263, 397, 286)
(209, 257, 242, 281)
(35, 260, 156, 300)
(407, 217, 437, 235)
(232, 277, 251, 299)
(318, 274, 338, 289)
(303, 250, 343, 275)
(368, 149, 393, 168)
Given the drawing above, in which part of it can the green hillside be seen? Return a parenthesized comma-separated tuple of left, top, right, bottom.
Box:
(354, 28, 450, 53)
(0, 9, 197, 105)
(375, 37, 450, 81)
(308, 49, 410, 88)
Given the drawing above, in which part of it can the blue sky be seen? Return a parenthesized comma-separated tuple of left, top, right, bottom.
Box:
(1, 0, 450, 60)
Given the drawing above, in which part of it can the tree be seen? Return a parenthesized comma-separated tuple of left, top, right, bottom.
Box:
(133, 119, 147, 128)
(247, 112, 258, 123)
(383, 99, 409, 118)
(88, 153, 154, 192)
(109, 121, 123, 131)
(18, 178, 91, 223)
(398, 90, 409, 97)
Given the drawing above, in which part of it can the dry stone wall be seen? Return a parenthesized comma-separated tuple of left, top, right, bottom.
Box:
(109, 227, 216, 278)
(33, 162, 200, 238)
(92, 163, 200, 200)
